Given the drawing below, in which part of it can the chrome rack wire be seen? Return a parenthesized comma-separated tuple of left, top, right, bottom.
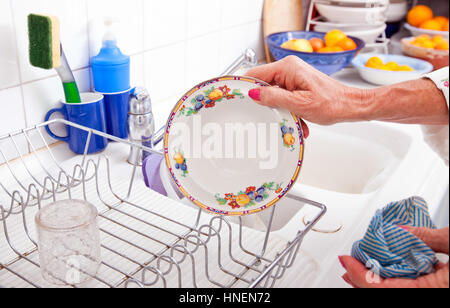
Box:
(0, 119, 326, 288)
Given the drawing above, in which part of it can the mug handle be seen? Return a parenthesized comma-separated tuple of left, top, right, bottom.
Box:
(44, 107, 70, 142)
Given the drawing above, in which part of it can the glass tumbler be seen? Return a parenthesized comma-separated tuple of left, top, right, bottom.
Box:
(35, 199, 101, 285)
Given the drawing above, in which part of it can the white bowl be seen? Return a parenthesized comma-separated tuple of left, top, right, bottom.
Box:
(314, 24, 387, 43)
(352, 53, 433, 86)
(316, 3, 387, 24)
(405, 23, 449, 41)
(386, 0, 408, 22)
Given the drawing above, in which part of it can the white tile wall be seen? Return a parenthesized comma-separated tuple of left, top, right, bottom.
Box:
(0, 0, 264, 161)
(0, 0, 20, 89)
(0, 87, 28, 162)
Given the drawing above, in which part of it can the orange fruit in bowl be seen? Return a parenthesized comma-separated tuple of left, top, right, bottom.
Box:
(444, 20, 450, 31)
(377, 65, 391, 71)
(432, 35, 446, 44)
(309, 38, 325, 52)
(434, 16, 449, 28)
(420, 19, 443, 31)
(385, 61, 399, 71)
(435, 41, 450, 50)
(337, 37, 357, 51)
(414, 34, 431, 43)
(324, 30, 347, 47)
(407, 5, 434, 27)
(331, 46, 345, 52)
(318, 47, 334, 53)
(365, 56, 383, 69)
(421, 40, 437, 49)
(397, 65, 414, 72)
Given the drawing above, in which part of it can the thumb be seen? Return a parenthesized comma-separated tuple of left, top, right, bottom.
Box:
(403, 226, 449, 255)
(248, 87, 306, 110)
(248, 87, 310, 138)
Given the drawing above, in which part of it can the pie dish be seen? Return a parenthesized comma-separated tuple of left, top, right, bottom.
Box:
(163, 76, 304, 215)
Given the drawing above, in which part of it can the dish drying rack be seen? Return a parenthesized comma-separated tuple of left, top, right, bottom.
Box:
(305, 0, 390, 53)
(0, 119, 326, 288)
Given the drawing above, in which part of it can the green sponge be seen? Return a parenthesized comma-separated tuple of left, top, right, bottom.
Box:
(28, 14, 61, 69)
(28, 14, 81, 103)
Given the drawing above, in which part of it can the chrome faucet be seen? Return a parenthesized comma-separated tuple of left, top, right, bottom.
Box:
(127, 87, 155, 166)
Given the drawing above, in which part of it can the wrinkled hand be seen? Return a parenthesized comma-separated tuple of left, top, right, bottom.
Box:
(246, 56, 365, 128)
(339, 227, 449, 288)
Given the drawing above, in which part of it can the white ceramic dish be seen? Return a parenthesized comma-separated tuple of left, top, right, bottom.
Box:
(401, 37, 449, 70)
(164, 76, 304, 216)
(386, 0, 408, 22)
(404, 23, 449, 41)
(352, 53, 433, 86)
(314, 24, 387, 43)
(315, 3, 387, 24)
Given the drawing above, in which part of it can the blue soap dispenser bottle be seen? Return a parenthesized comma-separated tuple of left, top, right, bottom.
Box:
(91, 18, 130, 93)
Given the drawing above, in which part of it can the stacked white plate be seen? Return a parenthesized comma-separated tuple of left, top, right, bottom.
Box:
(313, 0, 390, 44)
(386, 0, 408, 23)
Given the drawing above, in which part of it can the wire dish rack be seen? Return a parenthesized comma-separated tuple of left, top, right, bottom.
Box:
(0, 119, 326, 288)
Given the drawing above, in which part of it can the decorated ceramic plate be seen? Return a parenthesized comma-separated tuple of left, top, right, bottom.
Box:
(164, 76, 304, 216)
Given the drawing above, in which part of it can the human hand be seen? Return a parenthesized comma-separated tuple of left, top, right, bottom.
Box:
(339, 227, 449, 288)
(246, 56, 366, 127)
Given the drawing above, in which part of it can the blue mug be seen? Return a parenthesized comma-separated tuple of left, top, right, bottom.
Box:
(98, 88, 132, 139)
(45, 92, 108, 154)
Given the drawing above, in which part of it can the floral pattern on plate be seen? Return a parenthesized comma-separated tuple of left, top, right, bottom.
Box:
(173, 149, 188, 177)
(280, 119, 296, 151)
(215, 182, 283, 209)
(177, 85, 245, 117)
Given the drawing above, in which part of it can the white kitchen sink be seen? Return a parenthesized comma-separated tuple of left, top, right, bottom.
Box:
(299, 122, 412, 195)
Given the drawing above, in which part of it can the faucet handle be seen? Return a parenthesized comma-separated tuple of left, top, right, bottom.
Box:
(244, 48, 257, 67)
(129, 86, 152, 115)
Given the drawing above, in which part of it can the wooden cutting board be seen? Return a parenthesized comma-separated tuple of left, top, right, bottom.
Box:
(263, 0, 304, 63)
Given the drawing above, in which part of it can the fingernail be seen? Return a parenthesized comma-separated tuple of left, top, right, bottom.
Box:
(248, 88, 261, 101)
(398, 225, 411, 231)
(338, 256, 346, 269)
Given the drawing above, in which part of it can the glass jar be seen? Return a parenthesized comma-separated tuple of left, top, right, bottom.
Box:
(35, 199, 101, 285)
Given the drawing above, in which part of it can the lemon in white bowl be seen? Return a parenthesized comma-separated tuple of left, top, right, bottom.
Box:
(352, 53, 433, 86)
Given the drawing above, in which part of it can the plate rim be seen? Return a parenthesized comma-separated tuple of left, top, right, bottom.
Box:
(163, 75, 305, 216)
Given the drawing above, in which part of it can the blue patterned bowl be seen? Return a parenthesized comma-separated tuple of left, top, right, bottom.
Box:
(266, 31, 365, 75)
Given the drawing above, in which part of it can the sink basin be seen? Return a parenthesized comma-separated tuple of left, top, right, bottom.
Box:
(299, 122, 412, 194)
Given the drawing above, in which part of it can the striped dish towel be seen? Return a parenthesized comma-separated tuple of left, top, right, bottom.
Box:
(351, 196, 439, 279)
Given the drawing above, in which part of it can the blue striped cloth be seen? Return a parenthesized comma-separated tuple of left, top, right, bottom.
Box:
(351, 196, 439, 279)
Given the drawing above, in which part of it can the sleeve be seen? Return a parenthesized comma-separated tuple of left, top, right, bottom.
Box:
(421, 67, 449, 166)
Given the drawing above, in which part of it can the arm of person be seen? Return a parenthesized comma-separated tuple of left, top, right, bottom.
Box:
(246, 56, 449, 126)
(360, 77, 449, 125)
